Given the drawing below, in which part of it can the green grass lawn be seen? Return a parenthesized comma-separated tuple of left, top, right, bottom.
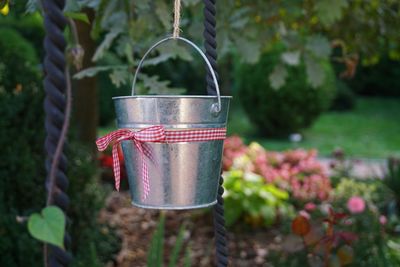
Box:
(98, 97, 400, 158)
(228, 97, 400, 158)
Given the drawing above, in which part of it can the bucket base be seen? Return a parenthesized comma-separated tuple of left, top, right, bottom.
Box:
(131, 200, 217, 210)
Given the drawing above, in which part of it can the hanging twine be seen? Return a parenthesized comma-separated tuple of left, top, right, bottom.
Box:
(173, 0, 181, 38)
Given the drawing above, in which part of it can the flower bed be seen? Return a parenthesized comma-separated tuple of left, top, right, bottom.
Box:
(223, 136, 331, 202)
(97, 135, 400, 266)
(222, 136, 400, 265)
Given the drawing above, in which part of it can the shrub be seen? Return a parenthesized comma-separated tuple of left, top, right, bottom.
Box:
(348, 56, 400, 97)
(222, 135, 248, 171)
(335, 178, 391, 208)
(383, 157, 400, 215)
(223, 136, 332, 203)
(224, 170, 294, 227)
(68, 145, 121, 267)
(288, 203, 389, 267)
(0, 28, 118, 266)
(0, 28, 40, 90)
(236, 45, 336, 136)
(0, 13, 45, 58)
(0, 28, 45, 267)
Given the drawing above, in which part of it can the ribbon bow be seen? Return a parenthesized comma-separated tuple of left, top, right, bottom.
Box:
(96, 125, 227, 201)
(96, 126, 165, 200)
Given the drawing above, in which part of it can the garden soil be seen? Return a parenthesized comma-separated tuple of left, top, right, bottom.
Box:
(99, 192, 283, 267)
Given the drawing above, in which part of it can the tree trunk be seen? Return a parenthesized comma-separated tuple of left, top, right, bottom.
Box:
(72, 9, 98, 152)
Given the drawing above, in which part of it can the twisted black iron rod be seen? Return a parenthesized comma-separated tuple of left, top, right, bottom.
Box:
(203, 0, 229, 266)
(43, 0, 72, 266)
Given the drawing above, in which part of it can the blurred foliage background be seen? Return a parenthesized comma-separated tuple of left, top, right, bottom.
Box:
(51, 0, 400, 141)
(0, 0, 399, 266)
(0, 3, 120, 266)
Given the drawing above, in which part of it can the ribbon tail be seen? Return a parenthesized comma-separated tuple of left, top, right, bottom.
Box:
(142, 156, 149, 201)
(134, 140, 150, 201)
(142, 143, 157, 165)
(112, 145, 121, 191)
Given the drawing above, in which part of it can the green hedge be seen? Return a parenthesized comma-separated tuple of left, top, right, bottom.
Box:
(236, 46, 336, 137)
(0, 26, 119, 266)
(0, 28, 40, 90)
(0, 13, 45, 58)
(0, 27, 45, 267)
(348, 56, 400, 97)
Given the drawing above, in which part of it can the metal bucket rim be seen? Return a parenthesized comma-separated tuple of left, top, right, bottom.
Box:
(113, 95, 232, 100)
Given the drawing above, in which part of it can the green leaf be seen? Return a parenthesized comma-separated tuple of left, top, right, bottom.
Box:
(156, 42, 194, 62)
(168, 224, 186, 267)
(148, 213, 165, 267)
(92, 28, 123, 61)
(224, 197, 243, 227)
(236, 37, 261, 64)
(144, 54, 174, 66)
(155, 0, 171, 30)
(183, 247, 191, 267)
(306, 35, 331, 58)
(0, 0, 8, 11)
(269, 63, 288, 89)
(315, 0, 348, 26)
(115, 36, 135, 64)
(73, 65, 127, 79)
(139, 74, 186, 95)
(90, 0, 110, 39)
(265, 184, 289, 200)
(64, 0, 81, 12)
(28, 206, 65, 249)
(230, 7, 251, 29)
(64, 12, 90, 24)
(183, 0, 200, 6)
(139, 42, 194, 67)
(305, 54, 325, 88)
(281, 50, 301, 66)
(25, 0, 40, 13)
(259, 190, 276, 204)
(388, 240, 400, 251)
(109, 69, 129, 88)
(260, 206, 275, 226)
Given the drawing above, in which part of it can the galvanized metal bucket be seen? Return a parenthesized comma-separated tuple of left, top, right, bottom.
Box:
(113, 36, 231, 210)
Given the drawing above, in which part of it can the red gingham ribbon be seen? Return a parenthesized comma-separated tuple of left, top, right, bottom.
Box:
(96, 126, 226, 200)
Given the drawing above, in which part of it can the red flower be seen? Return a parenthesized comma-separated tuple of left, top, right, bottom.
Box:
(99, 154, 113, 168)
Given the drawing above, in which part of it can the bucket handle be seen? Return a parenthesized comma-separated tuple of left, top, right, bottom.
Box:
(131, 36, 222, 114)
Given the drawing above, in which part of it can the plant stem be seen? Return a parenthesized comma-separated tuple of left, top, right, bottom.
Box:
(46, 68, 72, 206)
(44, 68, 72, 266)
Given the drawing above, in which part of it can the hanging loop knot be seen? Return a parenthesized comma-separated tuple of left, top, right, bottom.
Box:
(96, 126, 166, 200)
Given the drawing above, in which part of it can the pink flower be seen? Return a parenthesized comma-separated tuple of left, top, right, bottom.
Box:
(343, 218, 353, 226)
(304, 202, 317, 211)
(299, 210, 311, 219)
(379, 215, 387, 225)
(347, 196, 366, 214)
